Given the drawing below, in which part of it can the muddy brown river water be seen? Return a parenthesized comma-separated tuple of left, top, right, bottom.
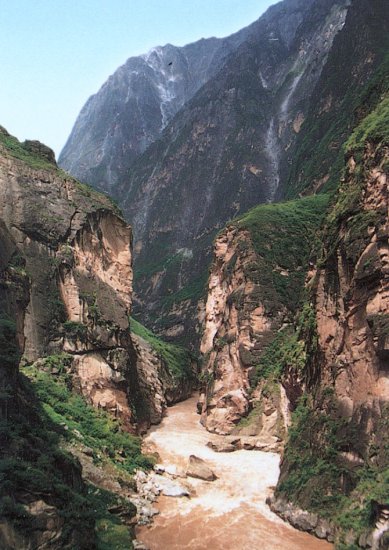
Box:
(136, 396, 333, 550)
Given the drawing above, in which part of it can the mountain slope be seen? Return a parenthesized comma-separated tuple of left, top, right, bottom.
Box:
(59, 29, 251, 193)
(120, 0, 349, 343)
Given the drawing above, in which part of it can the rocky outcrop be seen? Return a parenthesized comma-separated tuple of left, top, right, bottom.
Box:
(131, 330, 194, 431)
(0, 131, 196, 436)
(0, 130, 197, 548)
(274, 93, 389, 546)
(199, 227, 283, 435)
(0, 135, 143, 430)
(267, 496, 334, 541)
(199, 195, 327, 437)
(0, 208, 96, 548)
(313, 150, 389, 421)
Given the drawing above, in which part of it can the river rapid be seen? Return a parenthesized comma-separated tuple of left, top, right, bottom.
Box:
(136, 396, 333, 550)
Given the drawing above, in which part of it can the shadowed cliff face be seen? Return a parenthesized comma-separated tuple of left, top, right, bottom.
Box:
(0, 219, 97, 548)
(123, 0, 348, 343)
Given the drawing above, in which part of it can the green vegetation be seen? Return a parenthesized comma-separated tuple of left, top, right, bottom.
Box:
(1, 351, 155, 546)
(0, 131, 56, 171)
(22, 363, 154, 473)
(345, 93, 389, 157)
(96, 515, 134, 550)
(0, 315, 20, 371)
(63, 320, 88, 339)
(285, 50, 389, 198)
(252, 327, 306, 387)
(279, 395, 389, 547)
(130, 317, 193, 381)
(251, 302, 317, 388)
(1, 371, 95, 543)
(160, 272, 208, 311)
(234, 194, 330, 313)
(321, 91, 389, 265)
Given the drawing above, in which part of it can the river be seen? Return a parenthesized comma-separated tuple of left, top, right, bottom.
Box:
(136, 396, 333, 550)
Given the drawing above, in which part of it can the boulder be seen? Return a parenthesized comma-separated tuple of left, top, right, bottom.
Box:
(186, 455, 217, 481)
(206, 440, 237, 453)
(151, 474, 190, 497)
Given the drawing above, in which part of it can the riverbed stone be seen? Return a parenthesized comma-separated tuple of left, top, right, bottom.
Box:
(206, 440, 236, 452)
(151, 474, 190, 497)
(186, 455, 217, 481)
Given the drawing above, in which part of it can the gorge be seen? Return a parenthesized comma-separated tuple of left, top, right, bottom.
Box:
(1, 0, 389, 548)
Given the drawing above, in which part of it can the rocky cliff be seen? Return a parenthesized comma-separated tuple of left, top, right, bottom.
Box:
(59, 0, 350, 345)
(0, 194, 97, 547)
(271, 95, 389, 548)
(198, 195, 329, 441)
(59, 30, 250, 194)
(199, 22, 389, 550)
(0, 127, 193, 432)
(0, 127, 142, 428)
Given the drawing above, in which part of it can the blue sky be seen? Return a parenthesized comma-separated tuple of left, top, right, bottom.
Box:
(0, 1, 276, 156)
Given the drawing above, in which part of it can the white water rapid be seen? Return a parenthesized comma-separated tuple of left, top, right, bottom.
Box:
(136, 396, 333, 550)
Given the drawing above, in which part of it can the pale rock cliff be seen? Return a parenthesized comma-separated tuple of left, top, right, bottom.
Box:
(199, 194, 327, 441)
(199, 228, 286, 438)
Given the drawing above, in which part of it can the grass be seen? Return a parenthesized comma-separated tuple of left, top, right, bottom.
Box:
(0, 130, 56, 171)
(1, 355, 156, 546)
(345, 93, 389, 157)
(252, 327, 307, 387)
(22, 363, 155, 473)
(1, 372, 96, 544)
(130, 317, 193, 381)
(160, 272, 208, 310)
(233, 194, 330, 313)
(0, 127, 122, 217)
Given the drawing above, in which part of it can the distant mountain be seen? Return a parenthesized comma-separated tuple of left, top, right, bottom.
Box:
(59, 29, 251, 193)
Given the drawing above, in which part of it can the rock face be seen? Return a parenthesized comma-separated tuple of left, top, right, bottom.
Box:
(274, 132, 389, 547)
(0, 135, 142, 428)
(198, 1, 389, 544)
(0, 192, 95, 547)
(0, 130, 196, 548)
(59, 32, 250, 194)
(130, 331, 194, 431)
(60, 0, 349, 344)
(199, 195, 328, 436)
(0, 131, 194, 435)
